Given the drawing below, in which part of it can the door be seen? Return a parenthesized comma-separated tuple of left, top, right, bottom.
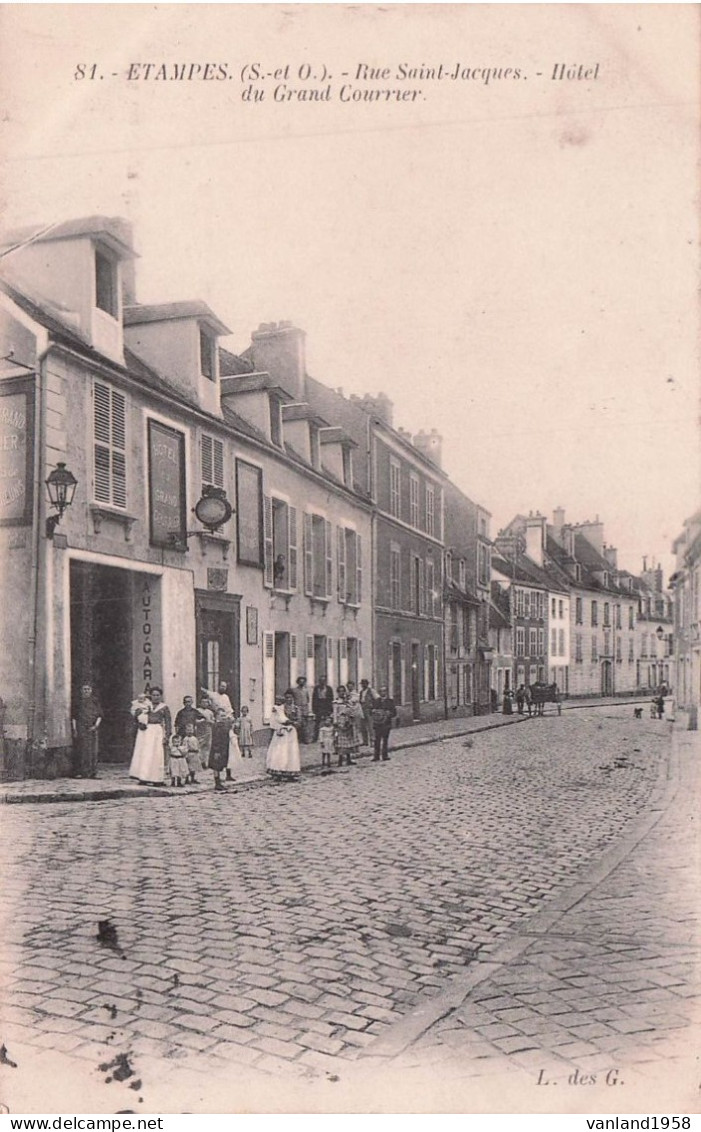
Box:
(391, 642, 402, 704)
(196, 593, 240, 709)
(411, 642, 420, 719)
(347, 638, 359, 687)
(274, 632, 290, 700)
(601, 660, 613, 696)
(70, 561, 134, 764)
(314, 635, 327, 684)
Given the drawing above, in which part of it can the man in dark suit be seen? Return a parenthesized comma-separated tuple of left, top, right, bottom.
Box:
(372, 686, 397, 762)
(312, 675, 334, 739)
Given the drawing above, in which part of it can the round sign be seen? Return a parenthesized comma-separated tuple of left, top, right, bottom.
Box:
(194, 490, 232, 532)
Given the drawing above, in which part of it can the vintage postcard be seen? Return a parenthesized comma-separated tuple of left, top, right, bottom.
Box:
(0, 2, 698, 1119)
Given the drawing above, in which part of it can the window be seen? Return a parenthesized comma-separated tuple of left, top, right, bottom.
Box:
(95, 248, 118, 317)
(337, 527, 362, 605)
(616, 636, 622, 662)
(409, 474, 419, 527)
(524, 590, 531, 619)
(551, 598, 557, 618)
(201, 434, 224, 494)
(628, 606, 635, 630)
(575, 634, 583, 663)
(200, 327, 215, 380)
(303, 513, 332, 598)
(604, 631, 611, 656)
(516, 627, 525, 656)
(390, 459, 401, 518)
(342, 446, 353, 489)
(478, 543, 489, 587)
(390, 544, 401, 609)
(426, 557, 435, 616)
(445, 550, 453, 581)
(269, 396, 283, 448)
(591, 636, 598, 662)
(425, 485, 435, 536)
(575, 597, 583, 624)
(515, 589, 524, 617)
(458, 558, 466, 590)
(641, 633, 648, 657)
(537, 628, 545, 655)
(615, 605, 622, 629)
(93, 381, 126, 507)
(559, 600, 564, 619)
(412, 555, 424, 615)
(558, 629, 565, 656)
(426, 644, 437, 700)
(628, 637, 635, 663)
(551, 628, 558, 655)
(529, 628, 537, 656)
(264, 497, 297, 590)
(603, 603, 610, 627)
(591, 601, 598, 627)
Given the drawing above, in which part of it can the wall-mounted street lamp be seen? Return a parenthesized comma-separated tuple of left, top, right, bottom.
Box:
(45, 462, 77, 538)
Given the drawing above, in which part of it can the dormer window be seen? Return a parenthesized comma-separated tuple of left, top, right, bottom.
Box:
(200, 327, 216, 381)
(95, 247, 118, 318)
(310, 424, 320, 470)
(269, 395, 283, 448)
(342, 445, 353, 488)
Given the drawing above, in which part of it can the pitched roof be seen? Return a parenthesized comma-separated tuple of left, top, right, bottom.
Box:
(1, 216, 136, 259)
(124, 301, 230, 336)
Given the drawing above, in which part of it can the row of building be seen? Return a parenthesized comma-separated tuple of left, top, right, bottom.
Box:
(0, 217, 674, 779)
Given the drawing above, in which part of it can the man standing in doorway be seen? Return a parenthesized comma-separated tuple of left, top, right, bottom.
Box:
(372, 686, 397, 762)
(312, 676, 334, 739)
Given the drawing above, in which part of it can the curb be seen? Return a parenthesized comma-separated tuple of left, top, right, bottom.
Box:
(0, 698, 652, 806)
(355, 714, 680, 1065)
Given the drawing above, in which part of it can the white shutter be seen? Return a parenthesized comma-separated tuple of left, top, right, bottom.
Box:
(94, 382, 126, 507)
(263, 631, 275, 723)
(288, 506, 298, 590)
(337, 526, 346, 602)
(326, 636, 334, 689)
(303, 513, 313, 595)
(290, 633, 298, 684)
(356, 533, 362, 605)
(325, 519, 333, 597)
(213, 438, 224, 488)
(263, 495, 274, 587)
(305, 633, 315, 684)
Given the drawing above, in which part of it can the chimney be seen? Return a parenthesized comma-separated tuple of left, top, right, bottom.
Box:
(412, 427, 443, 468)
(525, 512, 546, 567)
(250, 321, 306, 401)
(604, 545, 618, 570)
(578, 517, 604, 555)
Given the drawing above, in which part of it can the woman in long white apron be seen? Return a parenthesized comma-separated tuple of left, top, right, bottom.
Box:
(129, 687, 171, 785)
(265, 702, 301, 781)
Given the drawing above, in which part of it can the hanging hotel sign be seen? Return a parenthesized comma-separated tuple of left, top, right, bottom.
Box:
(0, 378, 34, 528)
(147, 419, 186, 548)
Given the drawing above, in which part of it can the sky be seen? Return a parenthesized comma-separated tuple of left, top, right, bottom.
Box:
(1, 3, 698, 577)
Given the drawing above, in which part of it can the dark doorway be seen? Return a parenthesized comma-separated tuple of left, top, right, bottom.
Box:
(274, 632, 290, 700)
(196, 592, 240, 709)
(70, 561, 134, 764)
(411, 642, 421, 720)
(601, 660, 613, 696)
(347, 637, 359, 687)
(391, 642, 402, 704)
(313, 635, 327, 685)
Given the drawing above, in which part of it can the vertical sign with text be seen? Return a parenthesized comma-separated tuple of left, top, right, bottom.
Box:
(148, 419, 186, 548)
(0, 379, 34, 527)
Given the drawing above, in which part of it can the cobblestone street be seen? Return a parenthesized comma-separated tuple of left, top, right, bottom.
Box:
(0, 706, 696, 1113)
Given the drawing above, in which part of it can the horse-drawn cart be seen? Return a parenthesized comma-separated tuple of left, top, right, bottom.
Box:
(529, 683, 562, 716)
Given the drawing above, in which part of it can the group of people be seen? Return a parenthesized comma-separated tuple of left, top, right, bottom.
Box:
(126, 674, 398, 791)
(502, 682, 559, 717)
(128, 682, 254, 792)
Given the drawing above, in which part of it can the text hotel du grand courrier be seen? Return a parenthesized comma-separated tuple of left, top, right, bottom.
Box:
(74, 59, 603, 103)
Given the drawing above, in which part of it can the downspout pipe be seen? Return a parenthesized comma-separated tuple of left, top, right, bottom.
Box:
(26, 348, 48, 763)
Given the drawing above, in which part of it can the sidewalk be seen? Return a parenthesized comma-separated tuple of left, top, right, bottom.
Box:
(0, 696, 650, 804)
(347, 713, 699, 1112)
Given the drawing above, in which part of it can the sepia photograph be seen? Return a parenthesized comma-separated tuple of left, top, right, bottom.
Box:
(0, 2, 699, 1119)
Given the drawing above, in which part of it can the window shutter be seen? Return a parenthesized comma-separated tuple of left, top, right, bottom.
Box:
(419, 558, 425, 615)
(290, 634, 297, 659)
(303, 513, 313, 595)
(327, 636, 334, 659)
(263, 495, 274, 587)
(94, 382, 126, 507)
(356, 533, 362, 605)
(340, 638, 347, 659)
(337, 526, 346, 601)
(263, 631, 275, 723)
(325, 519, 333, 597)
(201, 434, 213, 486)
(288, 506, 298, 590)
(213, 438, 224, 487)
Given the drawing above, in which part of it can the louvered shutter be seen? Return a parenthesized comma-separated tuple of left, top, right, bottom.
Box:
(325, 520, 333, 597)
(201, 435, 213, 487)
(263, 495, 273, 587)
(263, 631, 275, 723)
(213, 438, 224, 487)
(94, 382, 126, 507)
(290, 634, 297, 659)
(356, 533, 362, 605)
(419, 558, 426, 615)
(303, 513, 313, 595)
(288, 506, 298, 590)
(337, 526, 346, 601)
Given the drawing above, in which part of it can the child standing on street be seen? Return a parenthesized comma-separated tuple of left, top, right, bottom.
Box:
(238, 705, 254, 758)
(168, 733, 189, 787)
(318, 719, 335, 773)
(182, 721, 201, 784)
(226, 710, 243, 781)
